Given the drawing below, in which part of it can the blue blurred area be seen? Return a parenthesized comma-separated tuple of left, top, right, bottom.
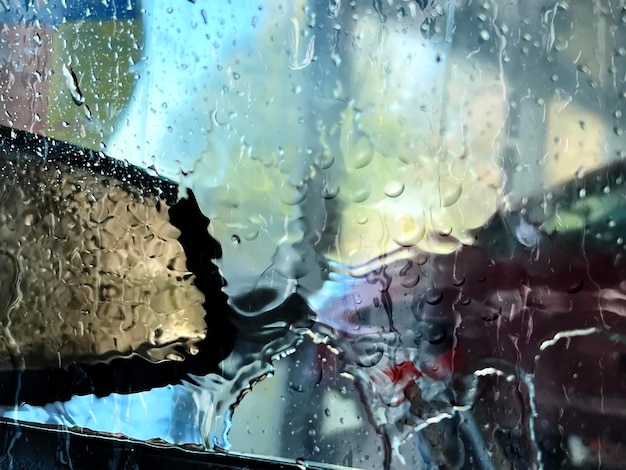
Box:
(105, 1, 273, 179)
(1, 385, 202, 444)
(1, 0, 140, 24)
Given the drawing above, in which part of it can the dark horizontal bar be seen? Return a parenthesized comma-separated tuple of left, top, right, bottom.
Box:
(0, 419, 334, 470)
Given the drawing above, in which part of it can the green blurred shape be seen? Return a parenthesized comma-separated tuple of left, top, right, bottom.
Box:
(46, 17, 142, 150)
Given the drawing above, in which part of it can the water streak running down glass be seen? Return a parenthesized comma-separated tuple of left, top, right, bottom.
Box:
(2, 0, 626, 469)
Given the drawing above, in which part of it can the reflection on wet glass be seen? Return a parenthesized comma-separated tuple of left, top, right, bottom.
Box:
(2, 0, 626, 469)
(0, 156, 205, 367)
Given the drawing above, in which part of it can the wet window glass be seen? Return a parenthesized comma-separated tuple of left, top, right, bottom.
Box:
(1, 0, 626, 468)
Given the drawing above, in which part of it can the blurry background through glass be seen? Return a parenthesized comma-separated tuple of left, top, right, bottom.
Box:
(1, 0, 626, 468)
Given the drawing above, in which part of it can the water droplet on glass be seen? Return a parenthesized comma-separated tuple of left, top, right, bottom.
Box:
(479, 30, 491, 42)
(400, 273, 419, 288)
(566, 279, 584, 294)
(355, 346, 384, 367)
(321, 184, 340, 199)
(437, 226, 453, 237)
(320, 152, 334, 169)
(352, 150, 374, 169)
(348, 185, 370, 203)
(384, 180, 405, 198)
(481, 307, 501, 322)
(355, 213, 369, 225)
(62, 64, 85, 106)
(84, 105, 93, 122)
(243, 226, 259, 241)
(425, 324, 447, 345)
(425, 291, 444, 305)
(389, 214, 425, 247)
(439, 178, 462, 207)
(281, 185, 307, 206)
(23, 212, 37, 226)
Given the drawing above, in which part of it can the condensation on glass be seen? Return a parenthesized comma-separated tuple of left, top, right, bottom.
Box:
(2, 0, 626, 469)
